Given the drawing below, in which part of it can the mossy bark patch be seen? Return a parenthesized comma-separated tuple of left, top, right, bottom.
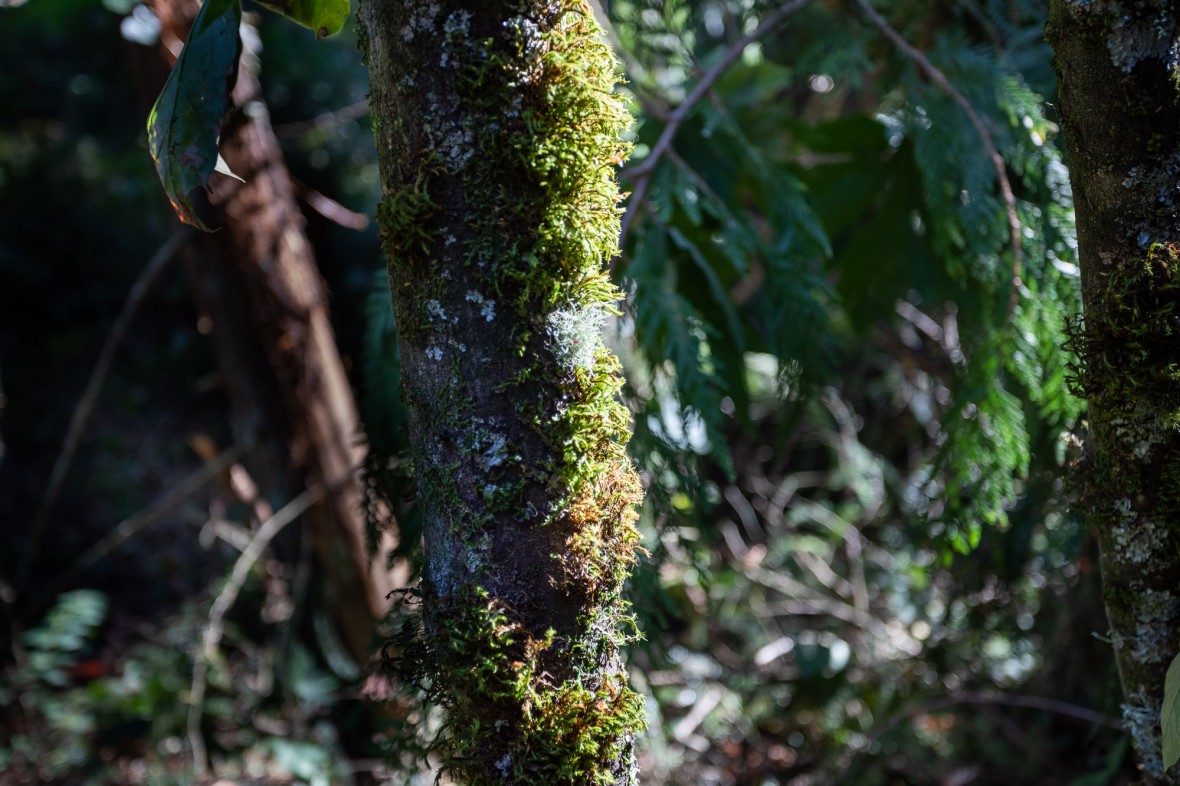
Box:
(1049, 3, 1180, 781)
(359, 1, 644, 783)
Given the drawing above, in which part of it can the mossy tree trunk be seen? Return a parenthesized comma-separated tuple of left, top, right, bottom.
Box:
(356, 1, 645, 783)
(1047, 3, 1180, 781)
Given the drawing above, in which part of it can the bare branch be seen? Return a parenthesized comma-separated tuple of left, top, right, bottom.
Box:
(29, 445, 242, 611)
(272, 99, 370, 139)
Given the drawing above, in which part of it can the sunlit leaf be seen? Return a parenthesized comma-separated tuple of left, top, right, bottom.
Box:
(255, 0, 348, 38)
(146, 0, 241, 230)
(1163, 651, 1180, 770)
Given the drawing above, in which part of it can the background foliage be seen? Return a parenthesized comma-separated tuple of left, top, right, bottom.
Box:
(0, 0, 1135, 784)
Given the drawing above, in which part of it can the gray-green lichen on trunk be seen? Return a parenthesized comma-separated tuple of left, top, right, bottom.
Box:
(356, 1, 644, 783)
(1047, 1, 1180, 781)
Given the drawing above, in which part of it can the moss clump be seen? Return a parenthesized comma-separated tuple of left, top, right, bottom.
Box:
(1068, 242, 1180, 414)
(387, 586, 645, 786)
(558, 456, 644, 599)
(376, 155, 444, 341)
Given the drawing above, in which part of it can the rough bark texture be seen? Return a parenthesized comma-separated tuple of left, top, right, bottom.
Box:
(155, 0, 404, 665)
(357, 1, 645, 783)
(1047, 2, 1180, 781)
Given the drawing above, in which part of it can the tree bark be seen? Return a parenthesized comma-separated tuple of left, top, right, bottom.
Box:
(1047, 3, 1180, 781)
(357, 1, 645, 783)
(154, 0, 404, 665)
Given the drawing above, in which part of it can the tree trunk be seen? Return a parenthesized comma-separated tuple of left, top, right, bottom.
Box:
(357, 1, 645, 783)
(1047, 4, 1180, 781)
(154, 0, 404, 665)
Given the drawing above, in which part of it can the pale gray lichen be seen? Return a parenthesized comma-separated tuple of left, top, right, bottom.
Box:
(1095, 1, 1180, 74)
(465, 290, 496, 321)
(461, 533, 492, 574)
(1121, 151, 1180, 218)
(427, 299, 449, 322)
(480, 433, 509, 471)
(1108, 409, 1173, 460)
(443, 9, 472, 38)
(546, 304, 604, 370)
(1128, 589, 1180, 664)
(1111, 498, 1168, 563)
(1123, 691, 1165, 777)
(400, 1, 441, 42)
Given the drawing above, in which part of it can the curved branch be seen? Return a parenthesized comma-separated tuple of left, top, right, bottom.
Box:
(188, 476, 340, 775)
(853, 0, 1024, 324)
(828, 689, 1122, 783)
(17, 229, 188, 590)
(619, 0, 812, 249)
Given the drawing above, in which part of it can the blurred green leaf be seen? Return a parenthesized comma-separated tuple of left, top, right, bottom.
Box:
(256, 0, 348, 38)
(23, 590, 107, 656)
(1164, 651, 1180, 770)
(285, 644, 340, 706)
(146, 0, 241, 230)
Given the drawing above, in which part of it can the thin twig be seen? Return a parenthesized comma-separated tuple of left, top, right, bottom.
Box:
(619, 0, 812, 248)
(825, 689, 1122, 784)
(29, 445, 242, 612)
(18, 230, 188, 590)
(853, 0, 1024, 324)
(588, 0, 671, 122)
(290, 176, 371, 230)
(272, 99, 370, 139)
(187, 477, 336, 776)
(868, 690, 1124, 744)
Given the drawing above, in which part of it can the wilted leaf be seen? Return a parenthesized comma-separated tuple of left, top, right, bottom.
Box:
(256, 0, 348, 38)
(1163, 651, 1180, 770)
(146, 0, 241, 230)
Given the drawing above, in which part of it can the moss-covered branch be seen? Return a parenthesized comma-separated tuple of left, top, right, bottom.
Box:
(357, 1, 644, 782)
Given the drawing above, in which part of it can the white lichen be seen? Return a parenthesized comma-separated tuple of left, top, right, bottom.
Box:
(443, 9, 472, 39)
(426, 299, 448, 322)
(546, 304, 604, 370)
(1106, 4, 1178, 73)
(426, 345, 444, 361)
(465, 290, 496, 321)
(1123, 691, 1165, 777)
(1128, 589, 1180, 664)
(1111, 498, 1167, 564)
(480, 432, 509, 471)
(400, 1, 441, 42)
(1108, 409, 1174, 460)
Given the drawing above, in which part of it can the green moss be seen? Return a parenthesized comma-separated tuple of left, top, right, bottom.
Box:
(377, 155, 444, 341)
(372, 3, 644, 782)
(1068, 241, 1180, 418)
(355, 14, 370, 66)
(387, 586, 644, 785)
